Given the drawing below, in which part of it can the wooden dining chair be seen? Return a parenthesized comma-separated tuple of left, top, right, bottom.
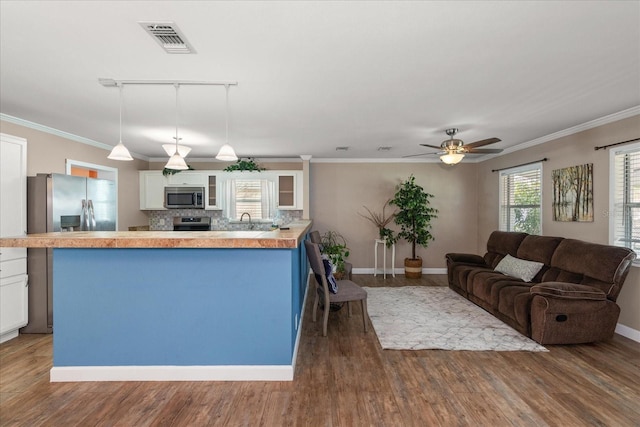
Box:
(304, 240, 368, 336)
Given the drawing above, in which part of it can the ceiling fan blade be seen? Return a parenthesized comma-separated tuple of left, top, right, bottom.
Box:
(465, 148, 503, 154)
(465, 137, 501, 148)
(419, 144, 444, 150)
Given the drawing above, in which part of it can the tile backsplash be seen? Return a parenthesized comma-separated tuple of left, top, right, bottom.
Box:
(147, 210, 303, 231)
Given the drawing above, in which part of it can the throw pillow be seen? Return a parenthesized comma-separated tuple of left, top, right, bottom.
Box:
(314, 256, 338, 294)
(494, 254, 544, 282)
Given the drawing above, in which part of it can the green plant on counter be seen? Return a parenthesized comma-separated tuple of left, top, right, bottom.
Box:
(320, 230, 350, 275)
(162, 165, 194, 176)
(223, 158, 266, 172)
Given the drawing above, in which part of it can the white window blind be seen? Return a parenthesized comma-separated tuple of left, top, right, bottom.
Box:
(224, 178, 276, 221)
(499, 164, 542, 234)
(612, 145, 640, 254)
(234, 180, 263, 219)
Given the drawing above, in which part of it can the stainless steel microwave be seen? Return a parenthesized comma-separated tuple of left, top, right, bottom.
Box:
(164, 186, 204, 209)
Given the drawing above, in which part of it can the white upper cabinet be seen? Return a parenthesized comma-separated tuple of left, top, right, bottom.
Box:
(138, 169, 303, 212)
(276, 171, 303, 210)
(166, 172, 206, 187)
(1, 134, 27, 240)
(205, 172, 221, 210)
(139, 171, 167, 210)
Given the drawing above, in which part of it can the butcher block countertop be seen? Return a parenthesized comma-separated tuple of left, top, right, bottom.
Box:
(0, 220, 312, 249)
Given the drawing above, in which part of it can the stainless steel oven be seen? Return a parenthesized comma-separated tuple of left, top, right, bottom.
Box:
(173, 216, 211, 231)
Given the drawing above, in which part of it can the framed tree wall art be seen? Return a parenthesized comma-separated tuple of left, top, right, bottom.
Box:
(552, 163, 594, 222)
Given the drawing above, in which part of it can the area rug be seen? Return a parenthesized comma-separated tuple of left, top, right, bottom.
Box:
(362, 286, 548, 352)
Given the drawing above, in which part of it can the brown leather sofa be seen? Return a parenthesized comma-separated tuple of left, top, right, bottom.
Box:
(446, 231, 636, 344)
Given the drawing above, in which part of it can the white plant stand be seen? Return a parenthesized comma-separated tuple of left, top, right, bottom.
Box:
(374, 239, 396, 279)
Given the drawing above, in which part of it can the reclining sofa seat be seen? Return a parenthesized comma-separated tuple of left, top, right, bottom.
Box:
(446, 231, 636, 345)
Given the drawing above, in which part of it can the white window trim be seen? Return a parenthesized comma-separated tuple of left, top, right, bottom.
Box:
(498, 162, 543, 234)
(609, 140, 640, 266)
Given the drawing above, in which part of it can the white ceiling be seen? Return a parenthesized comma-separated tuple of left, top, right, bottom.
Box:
(1, 1, 639, 162)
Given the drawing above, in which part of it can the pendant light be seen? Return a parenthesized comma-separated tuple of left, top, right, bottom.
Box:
(107, 84, 134, 161)
(165, 84, 189, 170)
(215, 84, 238, 161)
(162, 142, 191, 158)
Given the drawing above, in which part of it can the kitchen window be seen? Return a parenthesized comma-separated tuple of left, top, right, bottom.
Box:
(499, 163, 542, 234)
(224, 178, 276, 220)
(610, 142, 640, 256)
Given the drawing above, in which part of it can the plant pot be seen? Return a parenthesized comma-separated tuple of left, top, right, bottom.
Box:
(404, 257, 422, 279)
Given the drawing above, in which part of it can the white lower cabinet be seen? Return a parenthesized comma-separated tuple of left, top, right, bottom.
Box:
(0, 274, 28, 343)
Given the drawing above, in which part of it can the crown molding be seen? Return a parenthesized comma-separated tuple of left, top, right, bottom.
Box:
(0, 113, 149, 161)
(481, 105, 640, 161)
(4, 106, 637, 164)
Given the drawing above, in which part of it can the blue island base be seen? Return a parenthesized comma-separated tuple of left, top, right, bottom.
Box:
(51, 247, 309, 381)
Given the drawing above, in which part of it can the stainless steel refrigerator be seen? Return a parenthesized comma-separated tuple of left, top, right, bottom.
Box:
(22, 173, 117, 333)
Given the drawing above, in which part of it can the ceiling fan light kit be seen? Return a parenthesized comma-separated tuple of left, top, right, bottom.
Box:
(409, 127, 503, 164)
(440, 152, 465, 165)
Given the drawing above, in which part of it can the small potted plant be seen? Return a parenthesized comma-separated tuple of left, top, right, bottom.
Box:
(223, 157, 266, 172)
(389, 174, 438, 279)
(359, 199, 396, 248)
(320, 230, 350, 279)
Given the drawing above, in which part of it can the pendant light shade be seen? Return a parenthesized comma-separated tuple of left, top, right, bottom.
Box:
(108, 141, 134, 161)
(216, 84, 238, 161)
(165, 84, 189, 170)
(440, 152, 465, 165)
(162, 143, 191, 158)
(108, 85, 134, 161)
(216, 144, 238, 161)
(165, 152, 189, 170)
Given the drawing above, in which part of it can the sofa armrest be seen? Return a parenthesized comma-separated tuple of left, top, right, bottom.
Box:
(530, 282, 606, 301)
(445, 253, 486, 266)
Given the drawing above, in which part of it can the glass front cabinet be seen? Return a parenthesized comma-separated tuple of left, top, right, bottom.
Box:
(205, 173, 221, 210)
(276, 171, 303, 210)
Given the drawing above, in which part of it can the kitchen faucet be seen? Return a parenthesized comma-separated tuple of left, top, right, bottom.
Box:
(240, 212, 254, 230)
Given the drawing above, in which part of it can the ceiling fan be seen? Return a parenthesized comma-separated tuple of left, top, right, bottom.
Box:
(406, 128, 502, 165)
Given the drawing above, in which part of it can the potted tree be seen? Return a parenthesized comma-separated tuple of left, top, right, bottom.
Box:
(389, 174, 438, 279)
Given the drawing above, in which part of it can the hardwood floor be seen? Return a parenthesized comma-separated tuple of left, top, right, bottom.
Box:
(1, 275, 639, 426)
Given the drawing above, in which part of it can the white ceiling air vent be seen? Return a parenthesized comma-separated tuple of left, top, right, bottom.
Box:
(138, 21, 195, 54)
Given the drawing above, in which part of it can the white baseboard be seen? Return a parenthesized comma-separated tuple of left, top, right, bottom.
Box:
(352, 267, 447, 275)
(50, 364, 294, 382)
(615, 323, 640, 343)
(0, 329, 19, 344)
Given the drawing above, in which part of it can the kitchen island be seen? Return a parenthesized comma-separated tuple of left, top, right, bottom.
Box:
(0, 220, 312, 382)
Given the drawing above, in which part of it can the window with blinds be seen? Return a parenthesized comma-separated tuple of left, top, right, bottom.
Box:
(611, 143, 640, 255)
(499, 163, 542, 234)
(234, 180, 263, 219)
